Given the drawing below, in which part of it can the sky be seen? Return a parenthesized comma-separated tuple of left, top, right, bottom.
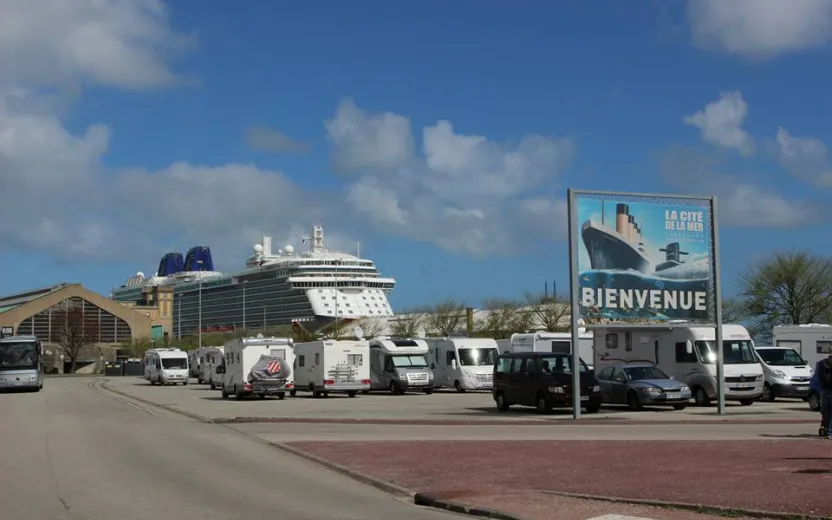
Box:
(1, 0, 832, 310)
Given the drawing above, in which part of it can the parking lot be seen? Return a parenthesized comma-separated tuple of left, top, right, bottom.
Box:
(103, 376, 817, 425)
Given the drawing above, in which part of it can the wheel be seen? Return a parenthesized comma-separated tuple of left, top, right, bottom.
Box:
(221, 385, 229, 399)
(289, 390, 297, 397)
(423, 387, 434, 395)
(454, 380, 466, 393)
(183, 382, 188, 386)
(210, 383, 216, 390)
(673, 404, 687, 410)
(495, 392, 510, 411)
(323, 391, 330, 398)
(536, 393, 551, 414)
(197, 378, 203, 384)
(313, 390, 323, 398)
(347, 391, 357, 398)
(693, 387, 711, 406)
(739, 399, 754, 406)
(627, 391, 641, 411)
(234, 385, 244, 400)
(277, 393, 285, 400)
(585, 404, 601, 414)
(761, 383, 774, 402)
(389, 381, 399, 395)
(808, 391, 820, 411)
(258, 393, 266, 399)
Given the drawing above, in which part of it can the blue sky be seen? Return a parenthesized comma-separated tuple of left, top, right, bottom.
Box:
(1, 0, 831, 310)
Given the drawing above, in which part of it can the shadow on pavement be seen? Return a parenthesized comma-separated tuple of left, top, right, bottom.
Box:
(757, 433, 819, 439)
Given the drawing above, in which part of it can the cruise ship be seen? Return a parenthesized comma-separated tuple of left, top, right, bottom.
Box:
(581, 202, 652, 274)
(111, 224, 395, 335)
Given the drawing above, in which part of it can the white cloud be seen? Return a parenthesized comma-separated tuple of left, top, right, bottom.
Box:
(775, 127, 832, 187)
(684, 91, 754, 155)
(325, 98, 575, 256)
(687, 0, 832, 59)
(245, 124, 309, 154)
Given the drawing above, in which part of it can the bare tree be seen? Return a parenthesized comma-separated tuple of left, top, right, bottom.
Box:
(425, 298, 467, 336)
(721, 297, 748, 323)
(389, 308, 427, 338)
(477, 298, 523, 339)
(51, 306, 100, 373)
(354, 317, 386, 339)
(524, 292, 570, 332)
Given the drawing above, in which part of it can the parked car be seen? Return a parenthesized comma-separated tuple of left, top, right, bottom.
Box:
(753, 346, 812, 401)
(492, 352, 602, 414)
(596, 362, 692, 411)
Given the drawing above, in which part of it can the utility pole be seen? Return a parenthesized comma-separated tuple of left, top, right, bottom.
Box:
(198, 280, 203, 349)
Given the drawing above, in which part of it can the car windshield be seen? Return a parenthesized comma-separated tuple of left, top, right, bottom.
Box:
(391, 354, 428, 368)
(695, 340, 757, 364)
(162, 358, 187, 369)
(539, 355, 590, 374)
(624, 366, 668, 380)
(756, 348, 807, 366)
(0, 342, 38, 370)
(458, 347, 498, 366)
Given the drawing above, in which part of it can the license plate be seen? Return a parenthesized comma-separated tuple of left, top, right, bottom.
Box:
(732, 383, 754, 388)
(667, 394, 684, 399)
(797, 386, 809, 391)
(580, 396, 589, 401)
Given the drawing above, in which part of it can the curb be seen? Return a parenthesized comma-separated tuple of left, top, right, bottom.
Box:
(543, 491, 829, 520)
(98, 379, 210, 423)
(414, 493, 524, 520)
(210, 416, 818, 426)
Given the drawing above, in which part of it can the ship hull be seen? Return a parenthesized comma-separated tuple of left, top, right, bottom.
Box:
(581, 221, 651, 274)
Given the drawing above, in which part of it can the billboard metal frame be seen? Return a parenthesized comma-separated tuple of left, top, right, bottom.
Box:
(566, 189, 725, 418)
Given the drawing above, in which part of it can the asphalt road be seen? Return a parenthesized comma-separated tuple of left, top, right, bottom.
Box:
(0, 378, 464, 520)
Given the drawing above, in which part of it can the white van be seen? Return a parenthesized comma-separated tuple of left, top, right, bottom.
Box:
(368, 337, 434, 394)
(772, 324, 832, 368)
(292, 339, 370, 398)
(754, 345, 813, 401)
(144, 348, 189, 385)
(199, 346, 225, 389)
(220, 336, 294, 400)
(425, 337, 499, 392)
(593, 324, 764, 406)
(508, 331, 594, 369)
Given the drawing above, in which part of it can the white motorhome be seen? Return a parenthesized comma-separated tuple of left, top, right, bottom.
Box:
(508, 331, 595, 369)
(220, 336, 294, 400)
(753, 345, 812, 401)
(292, 339, 371, 398)
(144, 348, 189, 385)
(187, 349, 200, 379)
(425, 337, 499, 392)
(772, 324, 832, 368)
(593, 324, 764, 406)
(496, 339, 511, 354)
(368, 337, 434, 394)
(199, 346, 225, 389)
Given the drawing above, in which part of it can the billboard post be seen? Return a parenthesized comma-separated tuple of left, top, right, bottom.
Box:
(567, 189, 581, 420)
(566, 189, 722, 417)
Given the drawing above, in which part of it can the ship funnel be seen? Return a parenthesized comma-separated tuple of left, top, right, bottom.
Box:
(615, 204, 629, 237)
(627, 214, 636, 241)
(262, 236, 272, 256)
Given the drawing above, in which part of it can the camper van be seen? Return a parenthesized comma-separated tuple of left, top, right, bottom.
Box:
(0, 335, 44, 391)
(144, 348, 189, 385)
(199, 346, 225, 389)
(508, 331, 595, 369)
(188, 349, 200, 379)
(220, 336, 294, 400)
(292, 339, 371, 398)
(593, 324, 764, 406)
(368, 337, 434, 394)
(425, 337, 499, 392)
(773, 324, 832, 368)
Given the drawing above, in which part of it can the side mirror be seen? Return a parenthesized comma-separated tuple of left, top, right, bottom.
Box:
(451, 359, 457, 370)
(685, 339, 693, 355)
(430, 363, 436, 370)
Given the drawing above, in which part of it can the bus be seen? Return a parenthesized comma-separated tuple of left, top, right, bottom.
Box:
(0, 335, 44, 392)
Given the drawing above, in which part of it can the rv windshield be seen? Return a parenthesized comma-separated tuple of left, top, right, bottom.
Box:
(458, 347, 498, 366)
(756, 348, 806, 367)
(161, 358, 188, 369)
(0, 342, 38, 370)
(391, 354, 429, 368)
(695, 340, 757, 364)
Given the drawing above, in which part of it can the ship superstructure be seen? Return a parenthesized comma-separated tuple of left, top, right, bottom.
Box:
(111, 223, 395, 335)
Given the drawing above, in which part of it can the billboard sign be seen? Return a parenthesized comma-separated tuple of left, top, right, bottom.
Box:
(568, 191, 717, 323)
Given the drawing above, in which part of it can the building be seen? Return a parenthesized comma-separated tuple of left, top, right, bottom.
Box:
(116, 284, 174, 341)
(0, 283, 155, 372)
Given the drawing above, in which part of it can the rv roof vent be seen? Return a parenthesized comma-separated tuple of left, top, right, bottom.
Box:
(392, 340, 419, 347)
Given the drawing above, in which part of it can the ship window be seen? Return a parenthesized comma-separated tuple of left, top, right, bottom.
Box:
(324, 303, 329, 307)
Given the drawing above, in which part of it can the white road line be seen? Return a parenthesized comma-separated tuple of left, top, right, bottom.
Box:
(587, 515, 658, 520)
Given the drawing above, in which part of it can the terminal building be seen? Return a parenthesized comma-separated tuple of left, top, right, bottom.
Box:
(0, 283, 162, 373)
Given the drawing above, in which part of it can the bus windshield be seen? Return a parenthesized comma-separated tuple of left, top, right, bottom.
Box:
(0, 342, 39, 370)
(695, 340, 758, 364)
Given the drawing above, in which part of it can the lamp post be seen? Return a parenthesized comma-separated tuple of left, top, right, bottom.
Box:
(198, 279, 203, 349)
(242, 281, 247, 331)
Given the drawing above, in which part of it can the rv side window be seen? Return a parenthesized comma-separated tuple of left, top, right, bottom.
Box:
(605, 333, 618, 349)
(446, 351, 456, 366)
(818, 341, 832, 355)
(298, 355, 305, 367)
(495, 357, 512, 373)
(315, 353, 320, 365)
(675, 342, 697, 363)
(347, 354, 363, 366)
(624, 332, 632, 352)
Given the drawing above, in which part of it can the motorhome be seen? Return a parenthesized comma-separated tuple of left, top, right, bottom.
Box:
(772, 324, 832, 368)
(220, 335, 294, 400)
(368, 337, 434, 394)
(144, 348, 189, 385)
(0, 335, 43, 391)
(199, 346, 225, 389)
(188, 349, 200, 379)
(425, 337, 499, 392)
(593, 324, 764, 406)
(507, 331, 595, 369)
(754, 345, 812, 401)
(292, 339, 371, 398)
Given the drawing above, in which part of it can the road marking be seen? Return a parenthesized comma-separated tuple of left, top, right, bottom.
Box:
(588, 516, 657, 520)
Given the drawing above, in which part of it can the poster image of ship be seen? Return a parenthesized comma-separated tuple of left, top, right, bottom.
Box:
(575, 193, 715, 323)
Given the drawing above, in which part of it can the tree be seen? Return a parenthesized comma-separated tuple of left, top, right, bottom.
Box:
(354, 317, 386, 339)
(721, 297, 748, 323)
(425, 298, 467, 336)
(51, 306, 99, 373)
(389, 308, 426, 338)
(740, 251, 832, 327)
(525, 293, 570, 332)
(477, 298, 524, 339)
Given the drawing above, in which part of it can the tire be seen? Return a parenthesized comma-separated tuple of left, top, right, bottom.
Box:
(673, 404, 687, 411)
(809, 391, 821, 411)
(585, 404, 601, 414)
(693, 387, 711, 406)
(221, 385, 229, 399)
(258, 393, 266, 399)
(234, 385, 244, 400)
(454, 380, 466, 393)
(210, 383, 216, 390)
(739, 399, 754, 406)
(277, 393, 285, 400)
(347, 391, 357, 398)
(761, 383, 774, 402)
(536, 393, 551, 414)
(389, 381, 399, 395)
(627, 391, 641, 411)
(289, 390, 297, 397)
(183, 382, 188, 386)
(423, 387, 434, 395)
(313, 390, 323, 398)
(495, 392, 510, 411)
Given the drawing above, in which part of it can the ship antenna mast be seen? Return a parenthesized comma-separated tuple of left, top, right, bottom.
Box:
(312, 222, 327, 253)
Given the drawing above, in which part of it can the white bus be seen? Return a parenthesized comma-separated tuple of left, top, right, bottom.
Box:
(0, 335, 43, 392)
